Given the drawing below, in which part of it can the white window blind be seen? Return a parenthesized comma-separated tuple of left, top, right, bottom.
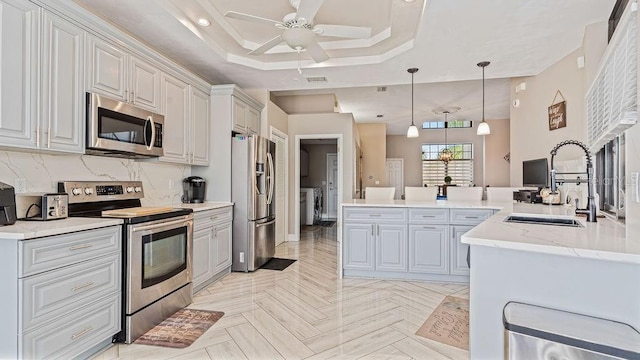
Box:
(586, 1, 637, 151)
(422, 160, 474, 187)
(421, 143, 474, 186)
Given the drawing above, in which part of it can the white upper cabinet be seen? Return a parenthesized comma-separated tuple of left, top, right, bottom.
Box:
(0, 0, 40, 149)
(160, 73, 190, 164)
(158, 74, 210, 166)
(41, 11, 85, 153)
(87, 35, 160, 113)
(211, 85, 263, 136)
(190, 86, 210, 166)
(0, 1, 84, 154)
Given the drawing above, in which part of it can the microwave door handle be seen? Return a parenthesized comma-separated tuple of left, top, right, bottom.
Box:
(145, 116, 155, 150)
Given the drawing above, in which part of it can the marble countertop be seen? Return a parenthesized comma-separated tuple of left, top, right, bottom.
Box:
(174, 202, 234, 212)
(341, 199, 637, 264)
(0, 218, 124, 240)
(463, 203, 635, 264)
(342, 199, 504, 209)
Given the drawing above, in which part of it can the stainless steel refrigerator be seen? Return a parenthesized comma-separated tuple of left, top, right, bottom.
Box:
(231, 135, 276, 272)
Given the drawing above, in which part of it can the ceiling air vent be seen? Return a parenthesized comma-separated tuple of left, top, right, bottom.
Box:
(306, 76, 327, 83)
(377, 86, 387, 92)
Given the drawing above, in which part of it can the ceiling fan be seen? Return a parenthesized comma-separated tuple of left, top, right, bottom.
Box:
(224, 0, 372, 63)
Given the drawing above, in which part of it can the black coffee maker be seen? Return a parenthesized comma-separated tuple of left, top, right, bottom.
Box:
(182, 176, 206, 203)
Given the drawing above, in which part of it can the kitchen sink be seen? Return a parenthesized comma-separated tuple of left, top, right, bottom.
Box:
(504, 215, 584, 228)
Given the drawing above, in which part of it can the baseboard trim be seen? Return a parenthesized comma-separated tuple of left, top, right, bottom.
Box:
(287, 233, 299, 242)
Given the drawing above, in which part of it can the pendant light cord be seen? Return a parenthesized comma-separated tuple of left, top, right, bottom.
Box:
(482, 65, 485, 121)
(411, 71, 415, 126)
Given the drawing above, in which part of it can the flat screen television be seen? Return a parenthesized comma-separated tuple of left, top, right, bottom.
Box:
(522, 158, 549, 188)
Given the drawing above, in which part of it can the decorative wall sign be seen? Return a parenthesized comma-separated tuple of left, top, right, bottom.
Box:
(548, 90, 567, 130)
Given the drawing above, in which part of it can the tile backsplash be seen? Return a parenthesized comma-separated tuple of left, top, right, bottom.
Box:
(0, 150, 190, 206)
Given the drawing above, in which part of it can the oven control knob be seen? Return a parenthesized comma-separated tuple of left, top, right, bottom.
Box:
(72, 188, 82, 196)
(84, 187, 94, 195)
(126, 186, 134, 193)
(134, 186, 142, 193)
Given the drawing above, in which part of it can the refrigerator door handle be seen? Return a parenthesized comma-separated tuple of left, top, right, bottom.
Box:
(266, 151, 275, 205)
(256, 218, 276, 228)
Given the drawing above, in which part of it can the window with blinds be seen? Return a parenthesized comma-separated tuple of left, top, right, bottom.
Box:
(422, 143, 474, 186)
(586, 0, 637, 151)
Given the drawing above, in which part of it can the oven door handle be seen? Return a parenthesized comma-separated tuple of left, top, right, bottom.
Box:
(131, 217, 191, 233)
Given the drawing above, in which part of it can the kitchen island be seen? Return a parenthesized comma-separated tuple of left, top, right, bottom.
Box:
(341, 199, 639, 359)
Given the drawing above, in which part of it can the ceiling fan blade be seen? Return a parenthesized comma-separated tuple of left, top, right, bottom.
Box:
(224, 11, 282, 27)
(314, 24, 372, 39)
(305, 39, 329, 63)
(249, 35, 284, 55)
(296, 0, 325, 22)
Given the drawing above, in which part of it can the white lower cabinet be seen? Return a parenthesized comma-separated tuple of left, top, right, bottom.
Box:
(0, 225, 121, 360)
(343, 206, 498, 282)
(408, 224, 449, 274)
(192, 207, 233, 293)
(376, 224, 407, 272)
(450, 225, 474, 276)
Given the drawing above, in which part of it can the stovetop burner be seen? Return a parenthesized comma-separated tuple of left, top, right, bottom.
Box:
(58, 181, 192, 224)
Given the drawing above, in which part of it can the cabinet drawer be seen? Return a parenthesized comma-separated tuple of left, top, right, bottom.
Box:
(408, 208, 449, 224)
(343, 207, 407, 222)
(21, 254, 120, 331)
(20, 226, 121, 277)
(21, 293, 120, 360)
(449, 209, 494, 225)
(194, 207, 233, 231)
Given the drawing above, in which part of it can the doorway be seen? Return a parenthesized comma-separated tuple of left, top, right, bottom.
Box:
(295, 135, 343, 242)
(326, 153, 338, 219)
(270, 127, 288, 246)
(386, 158, 404, 200)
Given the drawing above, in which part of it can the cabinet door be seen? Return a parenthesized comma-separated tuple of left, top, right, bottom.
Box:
(86, 35, 127, 101)
(0, 0, 39, 149)
(192, 227, 214, 291)
(214, 222, 232, 273)
(159, 73, 189, 164)
(375, 224, 407, 272)
(130, 55, 160, 112)
(41, 11, 84, 153)
(343, 223, 374, 271)
(408, 224, 449, 274)
(450, 225, 473, 275)
(190, 86, 210, 166)
(247, 106, 260, 135)
(232, 97, 247, 133)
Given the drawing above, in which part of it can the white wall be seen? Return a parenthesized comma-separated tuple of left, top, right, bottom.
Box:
(0, 151, 189, 206)
(287, 113, 357, 235)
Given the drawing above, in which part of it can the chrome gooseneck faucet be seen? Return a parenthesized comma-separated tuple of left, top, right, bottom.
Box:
(549, 140, 597, 222)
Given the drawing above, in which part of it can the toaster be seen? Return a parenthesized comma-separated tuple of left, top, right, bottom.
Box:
(16, 192, 68, 221)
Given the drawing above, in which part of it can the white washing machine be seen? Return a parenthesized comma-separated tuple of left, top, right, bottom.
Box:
(300, 188, 323, 225)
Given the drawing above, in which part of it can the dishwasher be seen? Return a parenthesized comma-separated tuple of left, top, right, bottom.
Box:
(503, 302, 640, 360)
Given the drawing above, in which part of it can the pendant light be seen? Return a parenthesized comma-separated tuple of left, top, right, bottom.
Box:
(406, 68, 419, 138)
(433, 106, 460, 163)
(477, 61, 491, 136)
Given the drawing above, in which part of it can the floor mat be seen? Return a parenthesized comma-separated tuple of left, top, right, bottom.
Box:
(315, 221, 336, 227)
(133, 309, 224, 348)
(260, 257, 297, 271)
(415, 296, 469, 350)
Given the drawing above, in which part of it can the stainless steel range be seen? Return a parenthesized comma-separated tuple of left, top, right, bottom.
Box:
(59, 180, 193, 343)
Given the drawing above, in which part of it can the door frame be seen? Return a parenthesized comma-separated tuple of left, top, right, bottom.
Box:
(270, 126, 288, 245)
(386, 158, 404, 200)
(294, 134, 343, 242)
(326, 153, 338, 219)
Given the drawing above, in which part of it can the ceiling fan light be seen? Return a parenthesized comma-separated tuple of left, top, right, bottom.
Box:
(477, 121, 491, 135)
(282, 27, 315, 49)
(407, 124, 419, 138)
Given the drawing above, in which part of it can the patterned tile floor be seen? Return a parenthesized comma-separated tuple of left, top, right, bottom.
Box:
(99, 224, 469, 359)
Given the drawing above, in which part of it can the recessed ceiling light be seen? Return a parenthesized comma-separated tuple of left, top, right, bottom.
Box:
(404, 0, 416, 2)
(197, 18, 211, 27)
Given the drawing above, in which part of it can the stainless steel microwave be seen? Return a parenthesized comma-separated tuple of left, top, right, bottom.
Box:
(86, 93, 164, 158)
